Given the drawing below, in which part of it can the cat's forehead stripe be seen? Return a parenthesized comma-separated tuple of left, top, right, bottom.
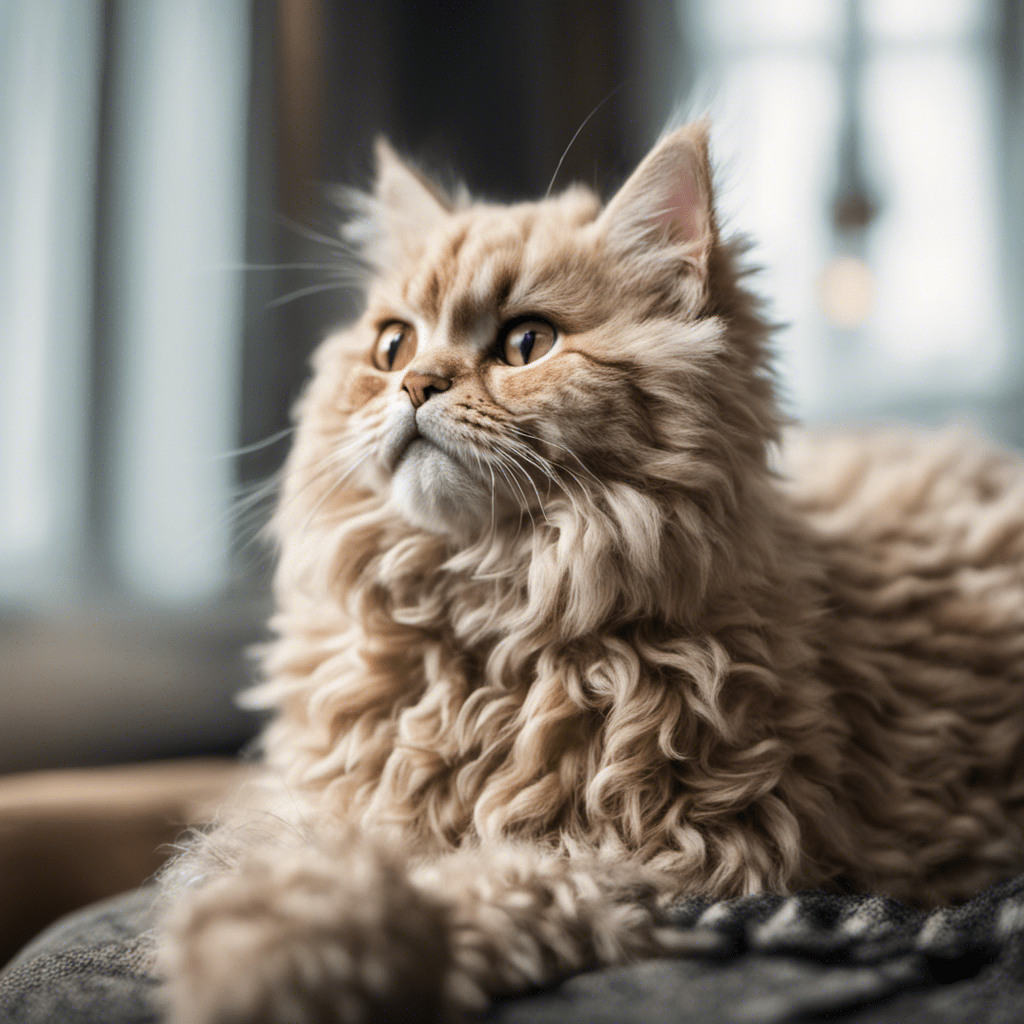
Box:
(406, 214, 534, 334)
(406, 223, 473, 321)
(447, 258, 519, 339)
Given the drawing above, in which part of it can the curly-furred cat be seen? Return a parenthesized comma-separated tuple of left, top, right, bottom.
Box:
(157, 121, 1024, 1022)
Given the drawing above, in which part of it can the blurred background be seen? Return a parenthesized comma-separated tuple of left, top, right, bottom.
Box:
(1, 0, 1022, 773)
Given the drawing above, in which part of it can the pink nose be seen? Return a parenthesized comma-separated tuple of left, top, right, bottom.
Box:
(402, 371, 451, 408)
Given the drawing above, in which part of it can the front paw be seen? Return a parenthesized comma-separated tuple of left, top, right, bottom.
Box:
(418, 848, 673, 1003)
(158, 843, 451, 1024)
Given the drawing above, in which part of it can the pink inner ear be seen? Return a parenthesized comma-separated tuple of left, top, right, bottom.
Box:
(658, 162, 705, 243)
(600, 124, 713, 251)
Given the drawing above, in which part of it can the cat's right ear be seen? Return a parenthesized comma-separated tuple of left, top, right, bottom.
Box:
(597, 119, 716, 263)
(367, 139, 451, 263)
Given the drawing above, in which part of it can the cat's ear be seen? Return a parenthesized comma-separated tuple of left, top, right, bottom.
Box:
(598, 120, 715, 260)
(370, 139, 451, 259)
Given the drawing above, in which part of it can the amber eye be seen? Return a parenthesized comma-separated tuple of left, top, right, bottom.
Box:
(500, 319, 557, 367)
(373, 322, 417, 371)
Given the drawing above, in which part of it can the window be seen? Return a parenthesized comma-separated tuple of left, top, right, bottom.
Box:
(685, 0, 1015, 430)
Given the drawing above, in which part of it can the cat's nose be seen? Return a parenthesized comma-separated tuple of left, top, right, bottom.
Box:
(402, 370, 452, 409)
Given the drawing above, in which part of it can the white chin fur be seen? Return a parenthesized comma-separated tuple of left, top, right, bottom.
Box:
(390, 439, 492, 535)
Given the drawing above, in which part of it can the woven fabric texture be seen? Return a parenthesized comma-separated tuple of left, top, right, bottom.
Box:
(4, 875, 1024, 1023)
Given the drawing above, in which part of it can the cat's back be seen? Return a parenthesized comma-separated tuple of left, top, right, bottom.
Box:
(782, 424, 1024, 664)
(783, 425, 1024, 568)
(780, 427, 1024, 901)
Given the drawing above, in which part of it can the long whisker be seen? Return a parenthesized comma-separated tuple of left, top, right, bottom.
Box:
(501, 437, 559, 488)
(264, 278, 363, 310)
(499, 432, 588, 507)
(299, 451, 373, 535)
(227, 473, 284, 553)
(510, 426, 600, 483)
(206, 262, 347, 273)
(545, 83, 625, 199)
(500, 443, 558, 513)
(271, 213, 363, 256)
(488, 463, 497, 535)
(223, 429, 375, 555)
(507, 450, 551, 526)
(272, 440, 368, 522)
(508, 441, 593, 505)
(213, 427, 295, 461)
(232, 472, 283, 515)
(497, 452, 542, 529)
(469, 448, 498, 540)
(492, 459, 533, 530)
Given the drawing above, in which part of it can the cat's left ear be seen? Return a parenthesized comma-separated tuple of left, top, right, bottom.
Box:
(598, 119, 716, 264)
(368, 139, 452, 263)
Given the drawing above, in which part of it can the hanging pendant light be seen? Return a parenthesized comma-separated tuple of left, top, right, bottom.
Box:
(820, 0, 880, 330)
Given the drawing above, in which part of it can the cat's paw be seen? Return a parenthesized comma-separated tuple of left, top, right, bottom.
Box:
(415, 847, 673, 1002)
(158, 840, 451, 1024)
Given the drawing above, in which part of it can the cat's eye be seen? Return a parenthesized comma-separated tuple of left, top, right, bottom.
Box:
(373, 322, 417, 372)
(500, 319, 557, 367)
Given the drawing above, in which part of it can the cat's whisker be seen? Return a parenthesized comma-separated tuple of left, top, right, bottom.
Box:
(264, 277, 364, 310)
(544, 83, 625, 199)
(503, 436, 592, 502)
(498, 451, 545, 529)
(518, 460, 553, 526)
(508, 425, 585, 464)
(499, 435, 552, 474)
(213, 427, 296, 462)
(492, 458, 534, 531)
(271, 212, 365, 257)
(469, 448, 499, 539)
(328, 436, 374, 463)
(281, 453, 353, 507)
(298, 451, 374, 536)
(315, 441, 375, 487)
(489, 459, 519, 508)
(540, 460, 588, 505)
(190, 470, 285, 560)
(510, 426, 600, 485)
(488, 464, 497, 536)
(278, 436, 372, 496)
(493, 437, 563, 518)
(501, 438, 560, 492)
(272, 444, 373, 532)
(207, 261, 349, 274)
(503, 449, 555, 520)
(232, 507, 279, 554)
(231, 472, 283, 517)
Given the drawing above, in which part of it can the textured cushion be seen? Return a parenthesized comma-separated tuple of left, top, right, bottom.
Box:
(0, 887, 161, 1024)
(4, 875, 1024, 1024)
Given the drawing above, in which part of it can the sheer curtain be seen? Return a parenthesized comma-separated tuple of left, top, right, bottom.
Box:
(0, 0, 256, 771)
(685, 0, 1022, 437)
(0, 0, 103, 605)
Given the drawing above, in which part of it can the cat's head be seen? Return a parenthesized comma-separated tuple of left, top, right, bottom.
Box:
(285, 120, 778, 547)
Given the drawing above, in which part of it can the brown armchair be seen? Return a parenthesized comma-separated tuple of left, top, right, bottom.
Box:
(0, 759, 243, 967)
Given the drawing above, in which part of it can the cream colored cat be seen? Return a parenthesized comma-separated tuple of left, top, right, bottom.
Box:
(158, 120, 1024, 1023)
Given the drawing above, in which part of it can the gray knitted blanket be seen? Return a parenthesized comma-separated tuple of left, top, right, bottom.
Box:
(3, 874, 1024, 1023)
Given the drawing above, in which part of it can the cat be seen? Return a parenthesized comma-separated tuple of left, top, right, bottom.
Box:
(156, 119, 1024, 1023)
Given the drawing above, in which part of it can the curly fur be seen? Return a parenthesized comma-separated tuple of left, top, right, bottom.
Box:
(157, 122, 1024, 1022)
